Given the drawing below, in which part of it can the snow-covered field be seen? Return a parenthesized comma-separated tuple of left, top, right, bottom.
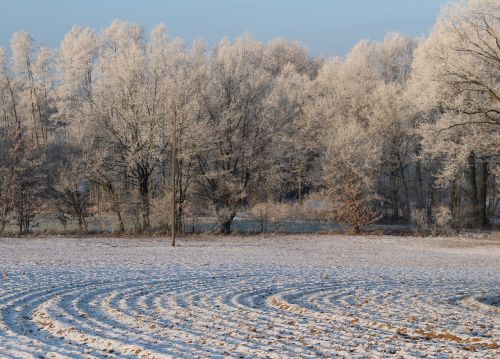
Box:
(0, 235, 498, 358)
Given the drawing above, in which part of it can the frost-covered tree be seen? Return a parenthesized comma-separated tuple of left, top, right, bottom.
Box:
(0, 48, 17, 232)
(4, 126, 46, 234)
(0, 47, 20, 129)
(0, 9, 497, 235)
(163, 38, 206, 234)
(52, 156, 89, 233)
(371, 84, 418, 219)
(88, 21, 172, 231)
(57, 26, 99, 123)
(323, 122, 382, 234)
(314, 33, 421, 223)
(1, 37, 52, 233)
(11, 31, 57, 147)
(263, 38, 319, 78)
(376, 32, 417, 84)
(411, 0, 500, 226)
(267, 64, 321, 204)
(195, 36, 275, 234)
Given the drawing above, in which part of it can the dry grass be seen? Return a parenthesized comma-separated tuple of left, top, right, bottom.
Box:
(414, 329, 464, 343)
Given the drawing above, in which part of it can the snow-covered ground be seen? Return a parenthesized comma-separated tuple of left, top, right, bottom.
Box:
(0, 235, 498, 358)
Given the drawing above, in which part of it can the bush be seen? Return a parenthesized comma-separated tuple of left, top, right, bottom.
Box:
(250, 202, 294, 233)
(411, 208, 429, 227)
(434, 206, 452, 228)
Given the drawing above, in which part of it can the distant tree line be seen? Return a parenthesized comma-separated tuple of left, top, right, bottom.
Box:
(0, 0, 498, 235)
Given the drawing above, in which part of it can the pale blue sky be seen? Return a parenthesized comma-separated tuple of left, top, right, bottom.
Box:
(0, 0, 449, 56)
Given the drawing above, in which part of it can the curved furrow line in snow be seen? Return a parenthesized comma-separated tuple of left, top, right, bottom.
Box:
(1, 265, 498, 357)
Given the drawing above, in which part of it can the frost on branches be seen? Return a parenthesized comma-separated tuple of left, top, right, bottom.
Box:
(0, 0, 498, 235)
(411, 0, 500, 227)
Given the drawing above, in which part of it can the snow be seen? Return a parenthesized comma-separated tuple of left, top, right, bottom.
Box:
(0, 235, 498, 358)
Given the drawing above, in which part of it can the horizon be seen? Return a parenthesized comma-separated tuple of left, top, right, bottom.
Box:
(0, 0, 449, 57)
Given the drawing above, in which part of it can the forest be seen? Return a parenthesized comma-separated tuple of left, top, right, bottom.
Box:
(0, 0, 498, 236)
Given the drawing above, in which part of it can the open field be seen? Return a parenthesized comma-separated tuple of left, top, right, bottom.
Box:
(0, 235, 499, 358)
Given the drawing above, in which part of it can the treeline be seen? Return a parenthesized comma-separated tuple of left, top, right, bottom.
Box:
(0, 0, 498, 235)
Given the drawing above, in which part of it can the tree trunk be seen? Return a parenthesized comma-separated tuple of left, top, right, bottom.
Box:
(171, 104, 177, 246)
(67, 189, 88, 234)
(111, 193, 125, 234)
(176, 203, 183, 233)
(399, 161, 410, 220)
(77, 212, 88, 234)
(135, 166, 151, 233)
(450, 180, 460, 219)
(427, 175, 435, 221)
(106, 183, 124, 234)
(0, 204, 8, 233)
(114, 206, 125, 233)
(478, 159, 488, 228)
(219, 212, 236, 235)
(220, 220, 232, 235)
(353, 225, 360, 234)
(18, 208, 23, 235)
(297, 176, 303, 206)
(467, 152, 480, 226)
(389, 171, 398, 219)
(140, 184, 150, 231)
(415, 159, 425, 209)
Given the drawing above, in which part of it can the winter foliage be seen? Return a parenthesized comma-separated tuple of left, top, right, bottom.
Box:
(0, 0, 498, 235)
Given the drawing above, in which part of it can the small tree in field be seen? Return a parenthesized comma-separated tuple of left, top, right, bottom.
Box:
(326, 176, 382, 234)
